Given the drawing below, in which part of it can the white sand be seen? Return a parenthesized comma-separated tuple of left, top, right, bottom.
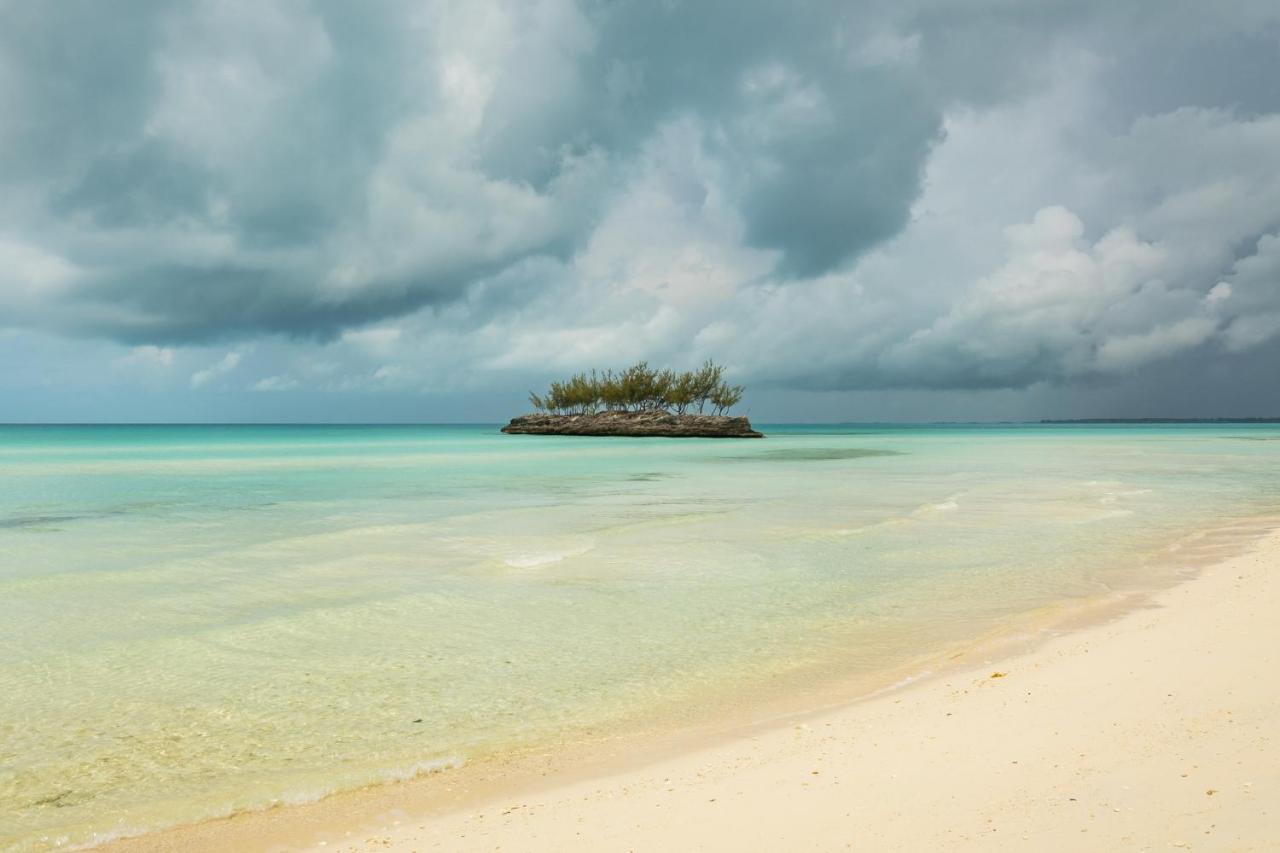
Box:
(316, 532, 1279, 852)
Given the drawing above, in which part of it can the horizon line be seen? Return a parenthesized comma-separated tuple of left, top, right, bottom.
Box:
(4, 418, 1280, 427)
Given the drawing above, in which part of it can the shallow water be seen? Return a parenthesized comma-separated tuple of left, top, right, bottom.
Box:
(2, 423, 1279, 849)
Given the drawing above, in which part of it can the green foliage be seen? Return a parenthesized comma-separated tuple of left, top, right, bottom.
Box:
(689, 359, 724, 414)
(527, 360, 745, 416)
(666, 370, 698, 415)
(709, 382, 744, 415)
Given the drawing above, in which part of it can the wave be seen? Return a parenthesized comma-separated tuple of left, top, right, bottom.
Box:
(503, 544, 594, 568)
(913, 494, 963, 515)
(1098, 488, 1153, 506)
(66, 755, 466, 850)
(274, 754, 466, 807)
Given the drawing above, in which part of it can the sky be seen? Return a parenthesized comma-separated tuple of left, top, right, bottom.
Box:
(1, 0, 1279, 423)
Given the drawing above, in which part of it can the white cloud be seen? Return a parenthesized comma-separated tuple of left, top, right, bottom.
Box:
(190, 351, 243, 388)
(250, 374, 299, 392)
(1094, 316, 1218, 372)
(370, 365, 403, 384)
(1223, 313, 1280, 352)
(148, 0, 333, 166)
(850, 30, 921, 68)
(1205, 282, 1232, 305)
(341, 326, 402, 357)
(116, 345, 174, 370)
(0, 239, 79, 320)
(870, 206, 1175, 384)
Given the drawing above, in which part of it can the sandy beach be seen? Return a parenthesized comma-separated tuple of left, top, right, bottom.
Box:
(260, 528, 1277, 853)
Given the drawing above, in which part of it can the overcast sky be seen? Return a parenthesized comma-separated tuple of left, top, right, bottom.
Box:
(2, 0, 1279, 422)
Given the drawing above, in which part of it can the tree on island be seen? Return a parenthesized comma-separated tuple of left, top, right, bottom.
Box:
(528, 360, 746, 416)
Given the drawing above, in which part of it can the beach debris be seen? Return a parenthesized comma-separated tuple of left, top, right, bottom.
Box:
(990, 671, 1007, 678)
(1205, 788, 1217, 796)
(412, 718, 423, 723)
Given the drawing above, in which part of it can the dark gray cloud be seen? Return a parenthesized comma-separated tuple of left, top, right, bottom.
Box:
(1, 0, 953, 343)
(2, 0, 1280, 412)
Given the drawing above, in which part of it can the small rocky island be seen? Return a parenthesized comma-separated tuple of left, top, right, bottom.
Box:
(504, 410, 762, 438)
(503, 361, 763, 438)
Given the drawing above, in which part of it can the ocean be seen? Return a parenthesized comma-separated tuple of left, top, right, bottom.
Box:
(2, 423, 1278, 849)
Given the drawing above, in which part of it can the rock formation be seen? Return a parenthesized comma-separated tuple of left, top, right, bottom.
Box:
(502, 410, 763, 438)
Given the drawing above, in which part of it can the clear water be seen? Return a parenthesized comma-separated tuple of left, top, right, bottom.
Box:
(2, 423, 1279, 849)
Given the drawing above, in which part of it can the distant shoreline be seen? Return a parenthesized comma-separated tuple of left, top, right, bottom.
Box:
(1040, 417, 1280, 423)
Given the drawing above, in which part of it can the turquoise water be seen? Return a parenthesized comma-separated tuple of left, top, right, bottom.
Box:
(2, 423, 1279, 848)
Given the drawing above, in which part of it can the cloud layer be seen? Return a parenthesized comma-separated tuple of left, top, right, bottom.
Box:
(1, 0, 1279, 414)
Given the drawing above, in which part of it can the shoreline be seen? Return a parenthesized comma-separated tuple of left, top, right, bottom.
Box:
(101, 513, 1280, 852)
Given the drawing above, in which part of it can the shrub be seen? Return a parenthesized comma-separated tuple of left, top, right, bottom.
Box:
(709, 382, 744, 415)
(528, 360, 745, 416)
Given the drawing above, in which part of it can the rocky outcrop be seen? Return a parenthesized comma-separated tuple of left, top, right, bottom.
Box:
(501, 410, 763, 438)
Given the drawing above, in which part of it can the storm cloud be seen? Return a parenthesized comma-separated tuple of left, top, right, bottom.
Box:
(1, 0, 1279, 417)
